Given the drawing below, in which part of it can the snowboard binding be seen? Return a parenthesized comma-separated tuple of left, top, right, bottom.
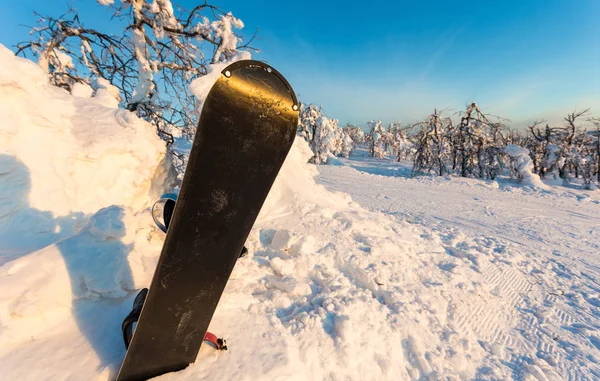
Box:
(151, 193, 177, 233)
(122, 288, 227, 351)
(152, 193, 249, 258)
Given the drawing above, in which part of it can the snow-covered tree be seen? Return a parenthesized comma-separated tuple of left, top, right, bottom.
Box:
(560, 109, 592, 182)
(368, 120, 388, 159)
(526, 109, 597, 187)
(298, 103, 321, 143)
(387, 121, 415, 161)
(411, 104, 508, 180)
(311, 116, 338, 164)
(298, 104, 354, 164)
(589, 117, 600, 186)
(17, 1, 253, 144)
(345, 123, 366, 146)
(503, 145, 548, 189)
(411, 109, 453, 176)
(451, 103, 508, 178)
(339, 128, 354, 158)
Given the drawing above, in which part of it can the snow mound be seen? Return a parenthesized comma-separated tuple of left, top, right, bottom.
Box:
(0, 45, 167, 218)
(259, 137, 355, 220)
(0, 45, 172, 262)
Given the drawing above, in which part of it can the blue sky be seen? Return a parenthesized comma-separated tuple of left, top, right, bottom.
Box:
(1, 0, 598, 128)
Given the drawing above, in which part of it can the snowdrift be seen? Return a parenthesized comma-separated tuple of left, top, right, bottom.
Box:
(0, 45, 174, 264)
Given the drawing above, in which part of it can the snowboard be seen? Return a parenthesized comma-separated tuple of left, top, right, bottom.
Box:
(116, 60, 298, 381)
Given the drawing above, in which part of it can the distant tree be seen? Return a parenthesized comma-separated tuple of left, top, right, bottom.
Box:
(388, 121, 415, 161)
(526, 109, 594, 185)
(298, 103, 321, 143)
(589, 117, 600, 185)
(455, 103, 487, 177)
(345, 123, 366, 146)
(339, 129, 354, 158)
(368, 120, 388, 159)
(411, 109, 453, 176)
(560, 109, 591, 182)
(298, 104, 353, 164)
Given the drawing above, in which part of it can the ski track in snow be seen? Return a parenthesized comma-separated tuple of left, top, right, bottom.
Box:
(316, 149, 600, 381)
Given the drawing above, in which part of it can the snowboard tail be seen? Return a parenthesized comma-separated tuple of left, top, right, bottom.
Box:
(116, 60, 298, 381)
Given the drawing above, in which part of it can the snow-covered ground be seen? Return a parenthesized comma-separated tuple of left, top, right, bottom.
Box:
(2, 44, 600, 381)
(318, 150, 600, 380)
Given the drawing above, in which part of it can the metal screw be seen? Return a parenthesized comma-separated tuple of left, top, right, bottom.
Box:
(292, 104, 298, 111)
(267, 67, 272, 73)
(224, 70, 231, 77)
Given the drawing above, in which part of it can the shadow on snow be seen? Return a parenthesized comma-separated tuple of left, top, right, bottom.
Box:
(0, 154, 134, 376)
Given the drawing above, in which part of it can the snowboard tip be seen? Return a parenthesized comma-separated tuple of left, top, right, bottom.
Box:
(219, 60, 299, 113)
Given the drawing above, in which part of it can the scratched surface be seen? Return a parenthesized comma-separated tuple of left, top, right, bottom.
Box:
(117, 61, 298, 381)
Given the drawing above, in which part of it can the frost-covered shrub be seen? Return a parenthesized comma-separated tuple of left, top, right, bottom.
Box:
(345, 124, 365, 146)
(543, 143, 561, 180)
(368, 120, 388, 159)
(340, 130, 354, 158)
(411, 104, 510, 179)
(503, 145, 548, 189)
(298, 104, 354, 164)
(526, 109, 599, 188)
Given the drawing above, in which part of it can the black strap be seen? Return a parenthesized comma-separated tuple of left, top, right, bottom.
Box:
(122, 288, 149, 349)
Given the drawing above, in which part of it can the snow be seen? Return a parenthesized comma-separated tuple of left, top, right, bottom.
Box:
(211, 13, 245, 63)
(0, 44, 168, 262)
(129, 28, 154, 105)
(91, 77, 123, 107)
(151, 0, 179, 29)
(317, 149, 600, 380)
(2, 44, 600, 381)
(71, 82, 94, 98)
(37, 48, 74, 74)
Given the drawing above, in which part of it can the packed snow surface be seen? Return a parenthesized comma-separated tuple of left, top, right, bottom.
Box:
(1, 45, 600, 381)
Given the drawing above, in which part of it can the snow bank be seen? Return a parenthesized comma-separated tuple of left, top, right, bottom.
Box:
(259, 137, 355, 220)
(0, 45, 172, 261)
(0, 44, 175, 377)
(0, 45, 167, 218)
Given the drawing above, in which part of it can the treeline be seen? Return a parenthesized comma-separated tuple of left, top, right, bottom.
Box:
(298, 103, 600, 189)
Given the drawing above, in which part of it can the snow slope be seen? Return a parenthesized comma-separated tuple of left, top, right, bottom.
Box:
(2, 45, 600, 381)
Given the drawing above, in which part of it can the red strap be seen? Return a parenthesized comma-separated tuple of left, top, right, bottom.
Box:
(204, 332, 227, 350)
